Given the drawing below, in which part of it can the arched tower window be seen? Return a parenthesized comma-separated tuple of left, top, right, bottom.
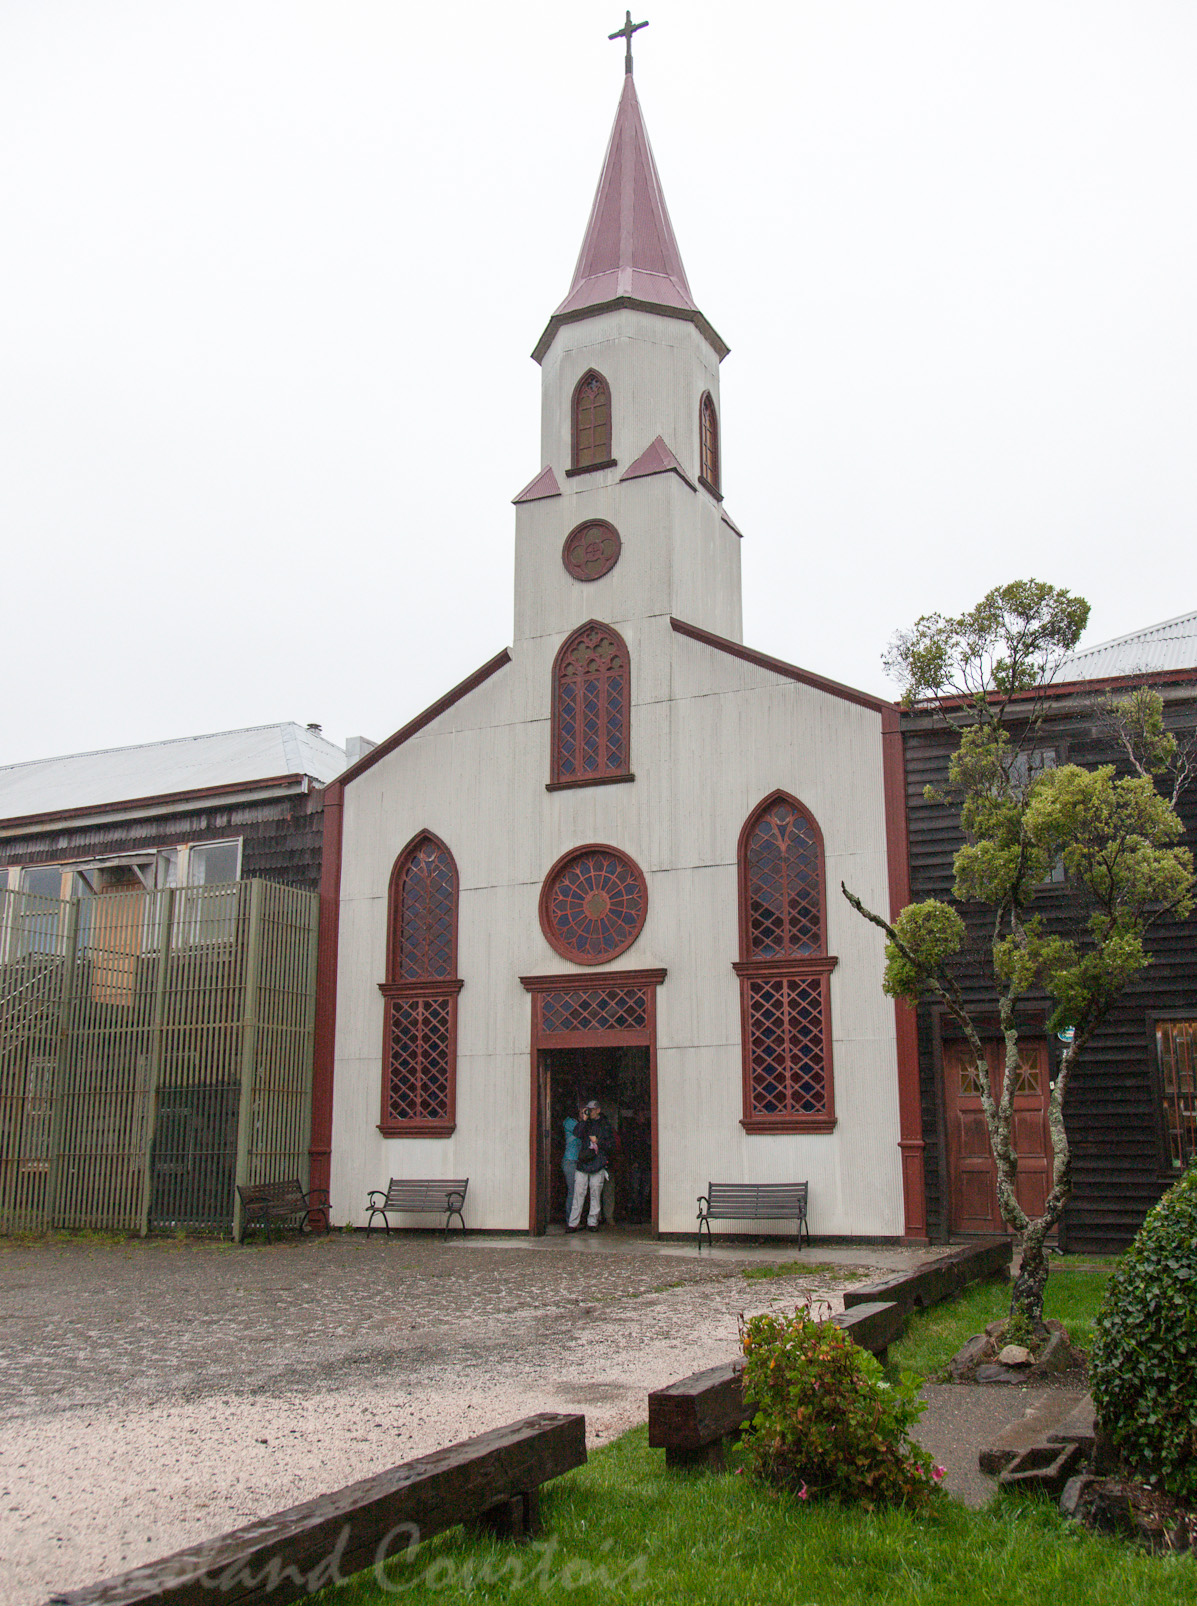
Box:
(571, 370, 613, 473)
(699, 391, 721, 496)
(734, 793, 837, 1133)
(550, 621, 631, 788)
(378, 832, 462, 1136)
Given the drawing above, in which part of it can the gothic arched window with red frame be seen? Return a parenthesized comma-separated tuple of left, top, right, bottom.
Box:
(699, 391, 720, 496)
(379, 832, 462, 1136)
(550, 620, 631, 788)
(571, 370, 613, 472)
(734, 793, 837, 1133)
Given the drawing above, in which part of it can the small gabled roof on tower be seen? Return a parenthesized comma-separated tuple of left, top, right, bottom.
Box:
(533, 76, 728, 364)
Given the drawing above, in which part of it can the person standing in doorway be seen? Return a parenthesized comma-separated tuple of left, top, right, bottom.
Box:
(568, 1098, 612, 1232)
(562, 1111, 581, 1221)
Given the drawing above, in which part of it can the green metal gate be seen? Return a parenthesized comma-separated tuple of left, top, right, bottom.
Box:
(0, 880, 319, 1237)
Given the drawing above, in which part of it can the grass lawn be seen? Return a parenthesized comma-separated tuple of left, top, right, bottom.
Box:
(317, 1426, 1191, 1606)
(888, 1261, 1112, 1380)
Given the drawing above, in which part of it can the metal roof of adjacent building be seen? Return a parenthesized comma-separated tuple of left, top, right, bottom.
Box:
(1055, 610, 1197, 683)
(0, 723, 347, 822)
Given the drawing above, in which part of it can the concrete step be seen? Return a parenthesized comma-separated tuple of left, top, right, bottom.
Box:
(978, 1391, 1091, 1475)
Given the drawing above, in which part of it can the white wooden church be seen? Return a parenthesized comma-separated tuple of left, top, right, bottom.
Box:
(312, 57, 927, 1243)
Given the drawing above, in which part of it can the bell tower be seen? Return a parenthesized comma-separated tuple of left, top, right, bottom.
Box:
(511, 41, 742, 648)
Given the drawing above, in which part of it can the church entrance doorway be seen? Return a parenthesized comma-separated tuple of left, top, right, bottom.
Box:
(540, 1047, 652, 1228)
(521, 968, 665, 1236)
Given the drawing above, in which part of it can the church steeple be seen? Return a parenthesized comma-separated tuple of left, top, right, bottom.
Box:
(532, 74, 728, 363)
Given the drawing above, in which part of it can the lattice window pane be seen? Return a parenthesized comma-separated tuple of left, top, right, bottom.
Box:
(746, 799, 822, 957)
(397, 838, 455, 980)
(541, 988, 647, 1035)
(553, 623, 629, 783)
(385, 995, 452, 1123)
(746, 974, 827, 1118)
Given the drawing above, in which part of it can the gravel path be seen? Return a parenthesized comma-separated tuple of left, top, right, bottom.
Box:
(0, 1232, 934, 1605)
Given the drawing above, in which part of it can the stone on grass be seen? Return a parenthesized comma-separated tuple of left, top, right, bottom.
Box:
(948, 1333, 993, 1380)
(997, 1344, 1032, 1366)
(1029, 1329, 1074, 1377)
(976, 1363, 1030, 1384)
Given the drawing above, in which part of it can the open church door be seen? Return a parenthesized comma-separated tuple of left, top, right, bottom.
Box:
(522, 970, 664, 1235)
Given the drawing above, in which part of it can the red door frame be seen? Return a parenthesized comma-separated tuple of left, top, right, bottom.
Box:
(520, 968, 666, 1236)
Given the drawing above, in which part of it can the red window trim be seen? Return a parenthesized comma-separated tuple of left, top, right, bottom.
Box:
(538, 843, 649, 966)
(550, 620, 632, 787)
(380, 831, 462, 1136)
(735, 792, 836, 1132)
(698, 390, 722, 500)
(545, 772, 635, 794)
(571, 368, 613, 473)
(564, 459, 618, 479)
(736, 789, 829, 961)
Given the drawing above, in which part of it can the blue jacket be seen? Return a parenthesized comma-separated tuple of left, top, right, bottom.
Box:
(562, 1117, 581, 1169)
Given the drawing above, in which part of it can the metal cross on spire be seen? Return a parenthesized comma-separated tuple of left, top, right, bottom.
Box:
(609, 11, 648, 75)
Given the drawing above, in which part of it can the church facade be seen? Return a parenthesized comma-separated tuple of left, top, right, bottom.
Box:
(312, 72, 926, 1242)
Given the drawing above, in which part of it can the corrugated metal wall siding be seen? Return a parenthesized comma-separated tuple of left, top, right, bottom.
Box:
(903, 695, 1197, 1253)
(0, 789, 328, 894)
(0, 880, 318, 1235)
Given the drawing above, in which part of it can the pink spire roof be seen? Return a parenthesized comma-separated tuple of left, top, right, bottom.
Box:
(532, 78, 728, 363)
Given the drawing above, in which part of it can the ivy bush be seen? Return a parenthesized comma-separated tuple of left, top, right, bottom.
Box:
(738, 1309, 942, 1509)
(1090, 1161, 1197, 1503)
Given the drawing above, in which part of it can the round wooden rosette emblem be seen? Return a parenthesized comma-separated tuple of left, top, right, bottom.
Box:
(539, 844, 648, 964)
(562, 520, 621, 582)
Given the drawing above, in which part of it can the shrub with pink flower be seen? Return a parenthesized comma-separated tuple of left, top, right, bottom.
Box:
(738, 1309, 944, 1511)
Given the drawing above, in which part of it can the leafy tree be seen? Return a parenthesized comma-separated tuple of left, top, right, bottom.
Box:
(845, 582, 1194, 1330)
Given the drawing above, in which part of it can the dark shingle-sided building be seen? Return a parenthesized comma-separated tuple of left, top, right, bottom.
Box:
(901, 611, 1197, 1253)
(0, 722, 355, 899)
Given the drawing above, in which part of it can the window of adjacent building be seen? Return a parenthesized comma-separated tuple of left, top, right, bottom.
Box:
(378, 833, 462, 1136)
(551, 621, 630, 787)
(186, 840, 241, 886)
(699, 391, 720, 495)
(734, 792, 837, 1133)
(1156, 1019, 1197, 1171)
(571, 370, 613, 471)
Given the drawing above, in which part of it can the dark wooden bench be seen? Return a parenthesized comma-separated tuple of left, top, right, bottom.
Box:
(647, 1301, 902, 1468)
(236, 1179, 330, 1243)
(367, 1178, 469, 1239)
(48, 1413, 587, 1606)
(696, 1181, 810, 1251)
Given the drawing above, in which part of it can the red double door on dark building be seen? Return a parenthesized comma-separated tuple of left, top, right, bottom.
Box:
(942, 1037, 1054, 1234)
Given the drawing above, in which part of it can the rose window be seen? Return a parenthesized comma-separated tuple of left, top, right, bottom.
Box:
(539, 846, 648, 964)
(562, 520, 621, 582)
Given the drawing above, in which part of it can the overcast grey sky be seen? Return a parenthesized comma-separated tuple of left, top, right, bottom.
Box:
(2, 1, 1194, 765)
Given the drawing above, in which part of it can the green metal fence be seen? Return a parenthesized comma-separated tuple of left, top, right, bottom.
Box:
(0, 879, 319, 1238)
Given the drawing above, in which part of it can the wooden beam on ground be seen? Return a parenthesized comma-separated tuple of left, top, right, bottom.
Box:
(46, 1414, 586, 1606)
(829, 1299, 905, 1361)
(648, 1361, 748, 1466)
(842, 1239, 1011, 1320)
(647, 1303, 903, 1468)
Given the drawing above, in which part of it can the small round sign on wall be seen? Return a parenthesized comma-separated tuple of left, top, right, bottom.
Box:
(562, 520, 621, 582)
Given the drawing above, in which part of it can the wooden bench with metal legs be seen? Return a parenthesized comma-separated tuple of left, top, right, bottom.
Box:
(696, 1181, 810, 1252)
(367, 1178, 469, 1239)
(237, 1179, 330, 1243)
